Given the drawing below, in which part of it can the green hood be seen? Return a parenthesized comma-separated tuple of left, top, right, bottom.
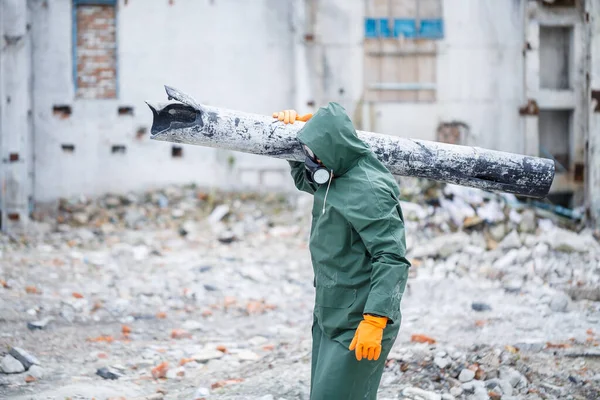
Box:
(297, 103, 370, 176)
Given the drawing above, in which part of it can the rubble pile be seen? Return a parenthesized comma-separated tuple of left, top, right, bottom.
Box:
(0, 182, 598, 399)
(398, 182, 600, 303)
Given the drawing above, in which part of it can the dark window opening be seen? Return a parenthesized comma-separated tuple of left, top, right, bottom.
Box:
(118, 106, 134, 116)
(172, 146, 183, 158)
(62, 144, 75, 153)
(53, 105, 72, 119)
(111, 145, 127, 154)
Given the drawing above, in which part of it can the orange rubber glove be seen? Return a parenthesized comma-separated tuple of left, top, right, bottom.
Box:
(272, 109, 313, 124)
(349, 314, 388, 361)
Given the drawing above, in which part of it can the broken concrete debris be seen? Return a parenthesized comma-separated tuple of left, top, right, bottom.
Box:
(26, 316, 54, 330)
(402, 386, 442, 400)
(458, 368, 476, 382)
(96, 366, 121, 380)
(0, 182, 598, 399)
(0, 355, 25, 374)
(8, 348, 39, 370)
(0, 348, 40, 377)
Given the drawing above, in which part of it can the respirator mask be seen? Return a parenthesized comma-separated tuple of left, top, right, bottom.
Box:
(302, 144, 330, 185)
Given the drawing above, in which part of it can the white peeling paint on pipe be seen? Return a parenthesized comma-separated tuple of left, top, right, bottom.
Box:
(147, 86, 555, 198)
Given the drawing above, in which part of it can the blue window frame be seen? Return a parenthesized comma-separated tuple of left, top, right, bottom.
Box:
(419, 19, 444, 39)
(365, 12, 444, 39)
(364, 18, 444, 40)
(72, 0, 119, 97)
(365, 18, 378, 38)
(394, 19, 417, 38)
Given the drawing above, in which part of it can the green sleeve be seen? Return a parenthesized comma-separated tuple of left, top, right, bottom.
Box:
(288, 161, 317, 195)
(346, 185, 410, 324)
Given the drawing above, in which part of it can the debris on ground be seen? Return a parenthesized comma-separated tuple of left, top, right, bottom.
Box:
(1, 182, 599, 399)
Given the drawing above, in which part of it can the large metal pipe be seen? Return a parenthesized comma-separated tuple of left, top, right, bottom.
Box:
(147, 86, 555, 198)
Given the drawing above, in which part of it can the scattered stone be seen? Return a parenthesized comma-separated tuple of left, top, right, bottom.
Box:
(9, 347, 39, 370)
(502, 277, 523, 294)
(440, 395, 455, 400)
(471, 302, 492, 312)
(151, 362, 169, 379)
(513, 341, 545, 353)
(104, 196, 121, 208)
(434, 356, 450, 369)
(192, 349, 224, 363)
(544, 228, 592, 253)
(96, 367, 120, 380)
(488, 224, 507, 242)
(400, 201, 430, 221)
(566, 285, 600, 302)
(0, 355, 25, 374)
(401, 386, 442, 400)
(549, 292, 570, 313)
(156, 194, 169, 208)
(194, 387, 210, 397)
(461, 380, 487, 399)
(217, 230, 237, 244)
(197, 265, 213, 273)
(182, 320, 204, 331)
(519, 210, 537, 233)
(409, 232, 469, 259)
(72, 212, 89, 226)
(240, 266, 268, 282)
(499, 230, 521, 250)
(493, 250, 518, 269)
(449, 387, 463, 397)
(564, 350, 600, 358)
(208, 205, 230, 224)
(498, 366, 528, 388)
(165, 366, 185, 379)
(133, 394, 165, 400)
(488, 391, 501, 400)
(27, 365, 45, 379)
(27, 316, 54, 330)
(485, 378, 513, 396)
(459, 368, 476, 382)
(171, 329, 192, 339)
(463, 216, 484, 228)
(124, 209, 145, 228)
(237, 350, 260, 361)
(411, 334, 437, 344)
(248, 336, 269, 346)
(477, 200, 505, 223)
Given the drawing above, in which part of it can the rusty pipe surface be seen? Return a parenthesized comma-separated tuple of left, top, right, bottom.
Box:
(147, 86, 555, 198)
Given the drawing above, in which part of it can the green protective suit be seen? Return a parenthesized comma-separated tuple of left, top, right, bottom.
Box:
(288, 103, 410, 400)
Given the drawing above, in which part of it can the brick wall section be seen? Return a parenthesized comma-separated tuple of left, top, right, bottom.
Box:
(76, 5, 117, 99)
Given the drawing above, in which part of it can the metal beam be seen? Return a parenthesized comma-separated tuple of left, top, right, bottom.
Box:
(147, 86, 555, 198)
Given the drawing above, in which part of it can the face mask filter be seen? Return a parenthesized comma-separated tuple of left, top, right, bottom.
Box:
(302, 145, 330, 185)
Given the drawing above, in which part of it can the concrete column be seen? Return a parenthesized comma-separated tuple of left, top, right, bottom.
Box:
(292, 0, 315, 115)
(523, 3, 540, 158)
(0, 0, 32, 231)
(588, 0, 600, 229)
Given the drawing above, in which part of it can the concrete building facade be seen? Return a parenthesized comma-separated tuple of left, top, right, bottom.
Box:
(1, 0, 599, 231)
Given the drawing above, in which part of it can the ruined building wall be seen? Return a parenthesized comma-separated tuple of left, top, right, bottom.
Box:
(13, 0, 595, 224)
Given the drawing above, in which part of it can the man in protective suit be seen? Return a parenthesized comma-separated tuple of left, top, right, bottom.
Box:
(273, 103, 411, 400)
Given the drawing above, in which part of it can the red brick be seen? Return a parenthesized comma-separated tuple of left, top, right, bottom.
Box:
(76, 4, 116, 99)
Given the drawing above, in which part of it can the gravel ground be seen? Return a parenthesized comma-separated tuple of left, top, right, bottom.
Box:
(1, 186, 599, 400)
